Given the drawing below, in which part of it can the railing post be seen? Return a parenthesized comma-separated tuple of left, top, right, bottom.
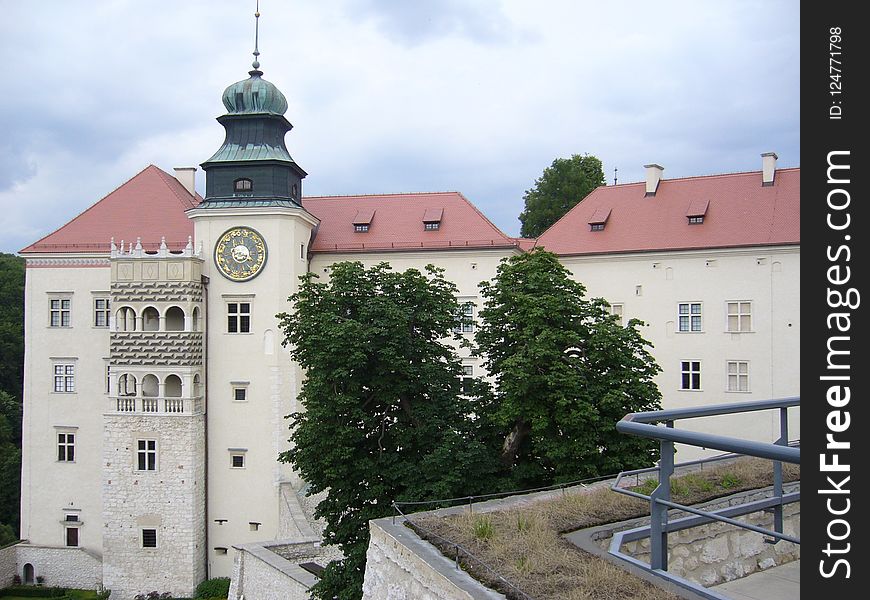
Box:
(650, 421, 674, 570)
(772, 407, 788, 539)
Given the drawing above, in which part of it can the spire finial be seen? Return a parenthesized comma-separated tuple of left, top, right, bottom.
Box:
(252, 0, 261, 71)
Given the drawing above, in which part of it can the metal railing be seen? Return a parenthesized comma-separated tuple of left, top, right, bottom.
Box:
(609, 396, 800, 600)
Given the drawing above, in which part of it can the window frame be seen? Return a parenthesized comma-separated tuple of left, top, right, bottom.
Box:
(53, 362, 76, 393)
(229, 449, 248, 469)
(609, 303, 624, 326)
(354, 223, 370, 233)
(136, 439, 157, 471)
(141, 528, 158, 549)
(726, 301, 753, 333)
(680, 360, 702, 391)
(227, 302, 252, 334)
(453, 300, 475, 334)
(726, 360, 750, 392)
(233, 178, 253, 193)
(93, 297, 111, 328)
(424, 221, 440, 231)
(57, 431, 76, 462)
(677, 302, 703, 333)
(49, 296, 72, 328)
(460, 365, 474, 395)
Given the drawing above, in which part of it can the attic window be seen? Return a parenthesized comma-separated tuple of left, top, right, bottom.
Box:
(686, 199, 709, 224)
(423, 208, 444, 231)
(587, 207, 612, 232)
(234, 178, 253, 193)
(353, 209, 375, 233)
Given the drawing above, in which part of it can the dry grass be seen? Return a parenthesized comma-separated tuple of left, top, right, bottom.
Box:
(410, 457, 799, 600)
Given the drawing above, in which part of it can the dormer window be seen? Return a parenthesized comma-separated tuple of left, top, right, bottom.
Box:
(686, 199, 709, 225)
(234, 178, 253, 193)
(353, 209, 374, 233)
(423, 208, 443, 231)
(588, 207, 611, 232)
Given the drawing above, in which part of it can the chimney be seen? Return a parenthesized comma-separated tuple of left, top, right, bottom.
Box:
(174, 167, 197, 197)
(644, 164, 664, 196)
(761, 152, 778, 186)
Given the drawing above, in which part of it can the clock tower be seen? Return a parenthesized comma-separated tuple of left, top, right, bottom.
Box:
(186, 26, 320, 578)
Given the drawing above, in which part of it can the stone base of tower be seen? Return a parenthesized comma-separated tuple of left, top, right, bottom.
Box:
(102, 414, 206, 599)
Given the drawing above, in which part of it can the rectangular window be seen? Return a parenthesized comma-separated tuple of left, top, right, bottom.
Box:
(142, 528, 157, 548)
(249, 522, 261, 531)
(231, 454, 245, 468)
(58, 432, 75, 462)
(66, 526, 79, 547)
(727, 361, 750, 392)
(453, 302, 475, 334)
(590, 223, 605, 231)
(678, 302, 702, 332)
(53, 364, 76, 393)
(233, 388, 247, 402)
(726, 301, 752, 332)
(424, 222, 440, 231)
(50, 298, 71, 327)
(460, 365, 474, 395)
(94, 298, 110, 327)
(680, 361, 701, 390)
(227, 302, 251, 333)
(354, 224, 369, 232)
(137, 439, 157, 471)
(609, 303, 624, 326)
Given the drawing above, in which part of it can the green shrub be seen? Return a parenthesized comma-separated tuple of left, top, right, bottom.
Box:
(193, 577, 230, 599)
(0, 586, 69, 597)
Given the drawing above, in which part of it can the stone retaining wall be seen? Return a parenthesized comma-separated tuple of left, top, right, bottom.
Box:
(227, 541, 318, 600)
(14, 544, 102, 590)
(0, 543, 18, 588)
(362, 518, 505, 600)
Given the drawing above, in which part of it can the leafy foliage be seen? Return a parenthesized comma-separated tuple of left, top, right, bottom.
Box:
(0, 252, 24, 539)
(475, 248, 662, 487)
(277, 262, 500, 600)
(518, 154, 605, 238)
(193, 577, 230, 599)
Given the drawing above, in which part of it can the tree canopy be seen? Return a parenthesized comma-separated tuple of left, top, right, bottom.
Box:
(0, 253, 24, 538)
(475, 248, 662, 487)
(518, 154, 605, 238)
(277, 262, 498, 600)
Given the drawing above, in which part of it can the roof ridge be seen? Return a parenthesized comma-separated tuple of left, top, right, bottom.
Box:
(453, 191, 515, 244)
(304, 191, 459, 200)
(152, 165, 200, 210)
(20, 164, 158, 252)
(611, 166, 800, 187)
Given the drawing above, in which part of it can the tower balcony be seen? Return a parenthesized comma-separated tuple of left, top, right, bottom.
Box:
(109, 395, 204, 415)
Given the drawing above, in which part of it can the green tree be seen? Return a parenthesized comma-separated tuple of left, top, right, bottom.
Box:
(0, 390, 22, 534)
(475, 248, 662, 487)
(0, 253, 25, 399)
(518, 154, 605, 238)
(277, 262, 499, 600)
(0, 253, 24, 538)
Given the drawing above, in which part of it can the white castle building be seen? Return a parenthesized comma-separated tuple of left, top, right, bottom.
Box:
(12, 49, 799, 598)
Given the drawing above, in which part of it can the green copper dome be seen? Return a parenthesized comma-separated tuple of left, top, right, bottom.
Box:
(221, 69, 288, 116)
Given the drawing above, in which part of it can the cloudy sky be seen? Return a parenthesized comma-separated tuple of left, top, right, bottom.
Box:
(0, 0, 799, 254)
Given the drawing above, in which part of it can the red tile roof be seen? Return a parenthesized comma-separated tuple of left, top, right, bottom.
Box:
(303, 192, 518, 253)
(20, 165, 200, 254)
(536, 168, 799, 256)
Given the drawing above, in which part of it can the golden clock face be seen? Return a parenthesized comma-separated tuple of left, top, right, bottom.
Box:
(215, 227, 267, 281)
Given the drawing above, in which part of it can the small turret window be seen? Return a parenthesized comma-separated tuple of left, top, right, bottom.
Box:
(234, 178, 253, 193)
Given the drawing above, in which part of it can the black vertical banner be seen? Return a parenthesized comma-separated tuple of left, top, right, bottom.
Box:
(802, 2, 868, 597)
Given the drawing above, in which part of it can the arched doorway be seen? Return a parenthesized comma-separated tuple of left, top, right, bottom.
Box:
(23, 563, 34, 584)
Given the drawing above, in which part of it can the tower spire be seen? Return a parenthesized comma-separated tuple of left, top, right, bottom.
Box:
(252, 0, 261, 71)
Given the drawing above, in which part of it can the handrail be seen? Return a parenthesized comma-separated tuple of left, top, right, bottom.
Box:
(610, 396, 799, 600)
(616, 397, 800, 463)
